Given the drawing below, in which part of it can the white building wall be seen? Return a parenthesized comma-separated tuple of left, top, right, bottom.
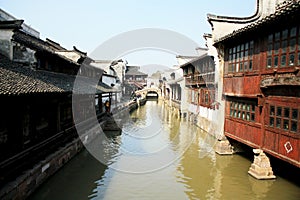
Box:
(179, 35, 224, 138)
(179, 79, 188, 115)
(0, 29, 13, 59)
(102, 75, 116, 87)
(56, 51, 81, 62)
(208, 0, 287, 42)
(207, 34, 225, 139)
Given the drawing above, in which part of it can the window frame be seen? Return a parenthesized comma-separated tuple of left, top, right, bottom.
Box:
(229, 100, 256, 122)
(268, 104, 299, 133)
(266, 26, 299, 69)
(227, 40, 254, 74)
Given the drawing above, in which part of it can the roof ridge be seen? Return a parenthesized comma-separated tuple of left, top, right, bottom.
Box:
(214, 0, 300, 44)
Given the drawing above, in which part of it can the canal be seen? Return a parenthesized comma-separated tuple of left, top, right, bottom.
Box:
(29, 100, 299, 200)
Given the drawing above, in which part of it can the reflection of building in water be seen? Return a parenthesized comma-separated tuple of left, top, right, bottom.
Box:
(175, 125, 219, 200)
(175, 117, 276, 199)
(248, 175, 274, 199)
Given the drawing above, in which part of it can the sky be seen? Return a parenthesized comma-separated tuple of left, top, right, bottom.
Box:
(0, 0, 256, 74)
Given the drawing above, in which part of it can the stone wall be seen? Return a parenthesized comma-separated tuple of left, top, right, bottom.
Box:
(0, 123, 103, 200)
(0, 139, 83, 200)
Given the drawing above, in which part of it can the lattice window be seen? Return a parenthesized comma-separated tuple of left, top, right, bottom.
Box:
(227, 41, 254, 74)
(269, 105, 298, 133)
(266, 25, 299, 68)
(230, 100, 255, 122)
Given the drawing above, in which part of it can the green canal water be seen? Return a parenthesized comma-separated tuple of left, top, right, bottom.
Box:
(29, 100, 300, 200)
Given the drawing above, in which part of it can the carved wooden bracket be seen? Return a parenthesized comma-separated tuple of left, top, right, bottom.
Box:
(260, 75, 300, 88)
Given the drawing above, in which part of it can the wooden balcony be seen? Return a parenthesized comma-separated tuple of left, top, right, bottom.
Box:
(185, 74, 215, 86)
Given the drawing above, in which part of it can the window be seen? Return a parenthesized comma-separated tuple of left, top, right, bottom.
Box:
(204, 92, 209, 104)
(230, 100, 255, 122)
(197, 88, 216, 108)
(269, 105, 298, 133)
(266, 26, 299, 68)
(192, 57, 215, 85)
(183, 67, 188, 76)
(227, 40, 254, 74)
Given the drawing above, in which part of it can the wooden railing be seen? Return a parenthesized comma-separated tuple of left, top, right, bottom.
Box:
(185, 74, 215, 86)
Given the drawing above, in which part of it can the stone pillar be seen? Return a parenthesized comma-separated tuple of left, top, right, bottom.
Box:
(215, 139, 234, 155)
(248, 149, 276, 180)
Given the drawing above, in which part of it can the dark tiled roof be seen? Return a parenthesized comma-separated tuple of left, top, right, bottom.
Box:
(0, 55, 114, 95)
(13, 31, 54, 53)
(45, 38, 67, 51)
(215, 0, 300, 44)
(12, 31, 79, 65)
(131, 81, 144, 89)
(0, 55, 71, 95)
(0, 20, 23, 29)
(125, 69, 148, 76)
(179, 53, 208, 68)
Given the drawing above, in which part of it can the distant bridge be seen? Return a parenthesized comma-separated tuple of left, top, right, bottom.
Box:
(135, 87, 161, 98)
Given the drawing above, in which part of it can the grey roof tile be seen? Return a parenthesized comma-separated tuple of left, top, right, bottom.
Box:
(0, 55, 115, 95)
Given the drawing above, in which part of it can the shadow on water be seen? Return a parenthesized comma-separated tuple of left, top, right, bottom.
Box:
(270, 157, 300, 186)
(28, 150, 108, 200)
(229, 140, 300, 186)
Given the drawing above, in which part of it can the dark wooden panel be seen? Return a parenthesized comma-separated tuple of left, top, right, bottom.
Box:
(263, 130, 279, 152)
(224, 76, 261, 96)
(225, 118, 262, 146)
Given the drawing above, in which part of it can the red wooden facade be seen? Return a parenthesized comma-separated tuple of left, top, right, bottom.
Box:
(218, 2, 300, 167)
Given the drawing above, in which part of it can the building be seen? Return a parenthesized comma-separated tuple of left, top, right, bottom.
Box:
(167, 75, 184, 118)
(179, 46, 227, 139)
(0, 18, 117, 190)
(212, 0, 300, 172)
(91, 60, 125, 108)
(124, 66, 148, 96)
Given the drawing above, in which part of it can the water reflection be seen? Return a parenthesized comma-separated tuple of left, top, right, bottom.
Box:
(29, 150, 107, 200)
(29, 101, 300, 200)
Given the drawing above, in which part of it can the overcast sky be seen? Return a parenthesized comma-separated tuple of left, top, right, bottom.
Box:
(0, 0, 256, 74)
